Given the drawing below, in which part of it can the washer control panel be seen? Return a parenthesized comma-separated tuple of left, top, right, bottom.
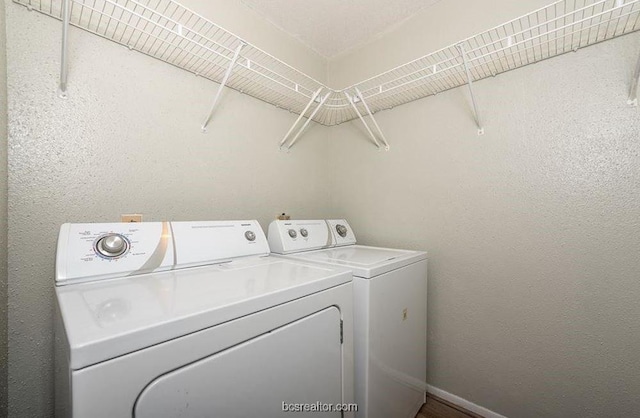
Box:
(267, 219, 357, 254)
(268, 220, 331, 254)
(56, 220, 269, 285)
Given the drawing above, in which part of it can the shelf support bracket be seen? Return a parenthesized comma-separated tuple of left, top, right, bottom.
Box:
(456, 43, 484, 135)
(201, 42, 245, 132)
(354, 87, 390, 150)
(279, 88, 323, 148)
(59, 0, 71, 98)
(281, 91, 330, 151)
(344, 92, 383, 150)
(628, 50, 640, 106)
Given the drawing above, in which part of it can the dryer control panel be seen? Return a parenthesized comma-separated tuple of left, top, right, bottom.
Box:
(268, 219, 357, 254)
(56, 220, 269, 285)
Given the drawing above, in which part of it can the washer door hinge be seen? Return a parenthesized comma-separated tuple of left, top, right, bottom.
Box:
(340, 319, 344, 344)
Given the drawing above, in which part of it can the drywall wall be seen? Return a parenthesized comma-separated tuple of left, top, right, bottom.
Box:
(328, 32, 640, 417)
(0, 0, 7, 415)
(5, 1, 330, 416)
(329, 0, 551, 88)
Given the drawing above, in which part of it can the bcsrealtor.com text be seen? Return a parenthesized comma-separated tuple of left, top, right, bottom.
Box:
(282, 401, 358, 413)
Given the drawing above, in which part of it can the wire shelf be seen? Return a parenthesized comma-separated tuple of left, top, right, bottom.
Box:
(14, 0, 640, 127)
(342, 0, 640, 125)
(15, 0, 329, 117)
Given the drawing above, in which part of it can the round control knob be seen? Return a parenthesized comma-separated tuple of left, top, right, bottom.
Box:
(336, 224, 348, 238)
(96, 234, 128, 258)
(288, 229, 297, 238)
(245, 230, 256, 241)
(300, 228, 308, 238)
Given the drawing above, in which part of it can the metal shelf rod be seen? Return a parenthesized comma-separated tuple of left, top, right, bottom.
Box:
(354, 87, 390, 150)
(279, 88, 323, 147)
(344, 92, 382, 149)
(59, 0, 70, 98)
(284, 92, 331, 150)
(457, 43, 484, 135)
(201, 43, 244, 132)
(628, 50, 640, 106)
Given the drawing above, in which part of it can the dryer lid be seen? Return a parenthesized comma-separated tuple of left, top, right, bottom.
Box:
(56, 256, 351, 370)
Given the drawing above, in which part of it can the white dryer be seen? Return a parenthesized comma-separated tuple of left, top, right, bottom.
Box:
(268, 220, 427, 418)
(54, 220, 354, 418)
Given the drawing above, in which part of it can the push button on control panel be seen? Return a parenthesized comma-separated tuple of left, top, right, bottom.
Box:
(336, 224, 348, 238)
(244, 230, 256, 241)
(95, 234, 129, 258)
(288, 229, 297, 239)
(300, 228, 308, 238)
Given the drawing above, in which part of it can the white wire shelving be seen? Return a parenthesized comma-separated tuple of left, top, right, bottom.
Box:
(342, 0, 640, 128)
(14, 0, 640, 148)
(16, 0, 329, 122)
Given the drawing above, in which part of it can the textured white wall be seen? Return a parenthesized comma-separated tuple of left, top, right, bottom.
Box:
(328, 33, 640, 417)
(5, 1, 330, 416)
(0, 0, 8, 415)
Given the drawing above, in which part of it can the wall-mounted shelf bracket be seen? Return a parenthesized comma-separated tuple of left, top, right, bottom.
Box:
(344, 91, 389, 151)
(201, 42, 245, 132)
(456, 43, 484, 135)
(354, 87, 390, 150)
(58, 0, 70, 99)
(628, 50, 640, 106)
(279, 88, 323, 150)
(280, 89, 330, 151)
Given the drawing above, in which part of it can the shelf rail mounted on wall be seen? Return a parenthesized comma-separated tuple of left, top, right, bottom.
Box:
(628, 49, 640, 105)
(456, 43, 484, 136)
(15, 0, 640, 148)
(201, 42, 244, 132)
(344, 89, 390, 150)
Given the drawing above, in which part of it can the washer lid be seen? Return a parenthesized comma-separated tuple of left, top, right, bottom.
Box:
(55, 256, 351, 370)
(284, 245, 427, 278)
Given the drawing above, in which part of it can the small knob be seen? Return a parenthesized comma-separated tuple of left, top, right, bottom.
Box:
(96, 234, 128, 258)
(336, 224, 348, 238)
(244, 231, 256, 241)
(288, 229, 297, 238)
(300, 228, 308, 238)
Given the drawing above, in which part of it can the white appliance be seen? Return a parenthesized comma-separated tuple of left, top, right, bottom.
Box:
(55, 220, 355, 418)
(268, 219, 427, 418)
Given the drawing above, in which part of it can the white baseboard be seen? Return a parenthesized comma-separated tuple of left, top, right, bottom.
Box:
(426, 384, 508, 418)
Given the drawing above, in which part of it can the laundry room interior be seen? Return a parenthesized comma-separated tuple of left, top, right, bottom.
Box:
(1, 0, 640, 417)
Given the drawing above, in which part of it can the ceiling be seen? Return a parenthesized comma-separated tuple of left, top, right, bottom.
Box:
(240, 0, 442, 59)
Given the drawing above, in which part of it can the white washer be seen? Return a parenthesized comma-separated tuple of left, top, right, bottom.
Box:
(268, 219, 427, 418)
(55, 220, 354, 418)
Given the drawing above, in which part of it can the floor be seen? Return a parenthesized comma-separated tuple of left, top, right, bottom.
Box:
(415, 394, 482, 418)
